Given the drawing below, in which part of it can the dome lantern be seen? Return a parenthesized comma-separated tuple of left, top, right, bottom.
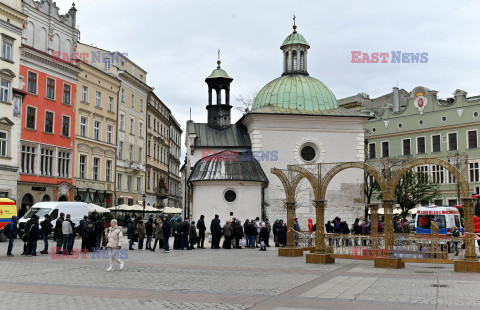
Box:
(281, 19, 310, 76)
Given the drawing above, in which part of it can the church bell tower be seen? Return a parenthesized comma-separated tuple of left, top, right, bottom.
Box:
(205, 56, 233, 130)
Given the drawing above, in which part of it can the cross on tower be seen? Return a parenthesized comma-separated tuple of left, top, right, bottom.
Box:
(218, 49, 220, 62)
(293, 14, 296, 26)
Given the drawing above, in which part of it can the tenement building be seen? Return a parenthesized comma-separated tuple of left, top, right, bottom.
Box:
(145, 91, 170, 208)
(0, 0, 27, 201)
(185, 23, 370, 226)
(340, 86, 480, 206)
(18, 1, 80, 215)
(74, 60, 120, 207)
(167, 114, 182, 208)
(78, 44, 151, 206)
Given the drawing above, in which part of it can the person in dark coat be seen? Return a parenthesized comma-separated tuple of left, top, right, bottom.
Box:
(145, 217, 154, 250)
(152, 218, 164, 251)
(244, 219, 251, 248)
(180, 219, 190, 250)
(80, 216, 89, 253)
(54, 213, 65, 254)
(222, 220, 233, 249)
(5, 216, 18, 256)
(162, 216, 171, 253)
(196, 215, 206, 249)
(278, 220, 287, 247)
(247, 220, 257, 248)
(264, 218, 271, 247)
(27, 216, 40, 256)
(210, 215, 221, 249)
(259, 223, 269, 251)
(127, 217, 135, 250)
(173, 218, 181, 250)
(40, 214, 53, 254)
(189, 221, 197, 249)
(87, 216, 97, 252)
(96, 217, 104, 250)
(325, 220, 334, 233)
(233, 220, 244, 248)
(272, 219, 281, 247)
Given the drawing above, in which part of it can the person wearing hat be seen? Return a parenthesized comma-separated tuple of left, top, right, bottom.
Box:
(54, 213, 65, 254)
(40, 214, 53, 254)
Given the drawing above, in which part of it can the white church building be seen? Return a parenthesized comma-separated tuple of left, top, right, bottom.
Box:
(185, 24, 370, 229)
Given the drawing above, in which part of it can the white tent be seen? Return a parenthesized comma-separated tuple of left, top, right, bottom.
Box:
(88, 203, 110, 213)
(161, 207, 182, 214)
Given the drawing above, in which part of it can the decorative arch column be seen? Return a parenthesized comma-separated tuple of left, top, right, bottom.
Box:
(455, 198, 480, 272)
(306, 199, 335, 264)
(374, 199, 404, 269)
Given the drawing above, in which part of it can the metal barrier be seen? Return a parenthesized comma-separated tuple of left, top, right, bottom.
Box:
(294, 230, 466, 263)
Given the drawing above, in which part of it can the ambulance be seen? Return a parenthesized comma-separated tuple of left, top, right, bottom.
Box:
(415, 205, 463, 235)
(0, 198, 18, 241)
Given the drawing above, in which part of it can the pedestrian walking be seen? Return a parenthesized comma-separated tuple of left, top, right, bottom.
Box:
(162, 216, 171, 253)
(136, 221, 146, 250)
(39, 214, 53, 254)
(5, 216, 18, 257)
(145, 217, 154, 250)
(106, 219, 124, 272)
(196, 215, 206, 249)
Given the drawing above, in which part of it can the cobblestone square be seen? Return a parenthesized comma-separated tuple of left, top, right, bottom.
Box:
(0, 237, 479, 309)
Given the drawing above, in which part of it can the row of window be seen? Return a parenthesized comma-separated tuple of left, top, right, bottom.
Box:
(81, 86, 114, 112)
(147, 140, 168, 164)
(119, 113, 144, 138)
(20, 144, 71, 178)
(118, 141, 143, 164)
(368, 130, 478, 159)
(116, 173, 142, 193)
(146, 169, 167, 191)
(27, 72, 72, 105)
(148, 115, 169, 139)
(78, 155, 113, 182)
(25, 106, 71, 137)
(79, 117, 114, 143)
(120, 88, 144, 112)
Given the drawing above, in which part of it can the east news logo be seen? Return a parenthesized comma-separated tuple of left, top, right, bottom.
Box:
(351, 51, 428, 63)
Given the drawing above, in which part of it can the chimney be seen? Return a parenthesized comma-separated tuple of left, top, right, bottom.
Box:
(393, 87, 399, 112)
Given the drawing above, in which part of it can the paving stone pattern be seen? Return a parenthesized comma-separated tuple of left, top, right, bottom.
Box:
(0, 236, 479, 310)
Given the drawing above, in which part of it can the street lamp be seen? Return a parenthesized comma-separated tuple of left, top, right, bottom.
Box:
(142, 193, 146, 215)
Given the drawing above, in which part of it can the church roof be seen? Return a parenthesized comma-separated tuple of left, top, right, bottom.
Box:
(246, 105, 371, 117)
(205, 63, 233, 80)
(281, 30, 309, 48)
(188, 150, 269, 184)
(187, 121, 251, 148)
(252, 75, 339, 113)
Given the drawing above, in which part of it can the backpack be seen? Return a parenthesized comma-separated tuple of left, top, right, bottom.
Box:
(21, 224, 34, 242)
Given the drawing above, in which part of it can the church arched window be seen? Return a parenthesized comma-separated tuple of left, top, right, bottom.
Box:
(300, 51, 305, 71)
(292, 51, 298, 71)
(285, 51, 289, 72)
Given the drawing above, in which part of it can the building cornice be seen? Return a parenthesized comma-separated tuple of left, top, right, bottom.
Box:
(20, 45, 81, 77)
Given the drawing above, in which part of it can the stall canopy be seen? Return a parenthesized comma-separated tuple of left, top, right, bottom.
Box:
(161, 207, 182, 214)
(88, 203, 110, 213)
(108, 204, 162, 212)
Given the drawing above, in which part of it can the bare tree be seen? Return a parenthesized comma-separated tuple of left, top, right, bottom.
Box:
(235, 91, 258, 113)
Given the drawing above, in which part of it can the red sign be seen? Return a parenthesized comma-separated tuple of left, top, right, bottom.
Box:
(417, 210, 458, 215)
(106, 199, 111, 203)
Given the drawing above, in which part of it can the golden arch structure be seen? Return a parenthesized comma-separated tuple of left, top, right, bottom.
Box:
(272, 158, 480, 272)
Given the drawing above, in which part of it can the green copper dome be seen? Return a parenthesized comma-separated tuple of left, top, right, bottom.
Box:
(206, 62, 232, 80)
(281, 30, 309, 48)
(252, 75, 338, 112)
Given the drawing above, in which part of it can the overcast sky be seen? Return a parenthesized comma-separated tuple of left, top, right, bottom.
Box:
(56, 0, 480, 150)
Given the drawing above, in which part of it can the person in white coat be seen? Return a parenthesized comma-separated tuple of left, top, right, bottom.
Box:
(106, 219, 124, 271)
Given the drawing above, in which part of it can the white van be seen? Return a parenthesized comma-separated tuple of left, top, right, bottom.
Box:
(415, 205, 463, 235)
(18, 202, 88, 234)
